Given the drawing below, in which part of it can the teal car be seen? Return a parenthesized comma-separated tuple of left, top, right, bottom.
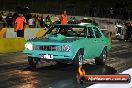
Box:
(23, 24, 111, 68)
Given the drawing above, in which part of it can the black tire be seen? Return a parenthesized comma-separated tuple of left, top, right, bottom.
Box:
(28, 57, 38, 68)
(95, 48, 107, 65)
(72, 50, 84, 67)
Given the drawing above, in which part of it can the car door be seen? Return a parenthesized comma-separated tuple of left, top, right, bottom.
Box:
(93, 27, 105, 56)
(84, 27, 97, 59)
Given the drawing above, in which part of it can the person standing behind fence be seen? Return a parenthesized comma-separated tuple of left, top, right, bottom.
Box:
(46, 15, 51, 24)
(45, 15, 52, 28)
(61, 10, 68, 24)
(14, 13, 26, 37)
(36, 15, 41, 28)
(28, 15, 35, 28)
(6, 13, 13, 28)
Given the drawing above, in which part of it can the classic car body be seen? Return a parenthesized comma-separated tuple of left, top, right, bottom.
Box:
(23, 24, 111, 68)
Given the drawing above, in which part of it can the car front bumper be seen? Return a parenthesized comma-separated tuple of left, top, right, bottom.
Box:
(28, 56, 73, 63)
(23, 50, 74, 60)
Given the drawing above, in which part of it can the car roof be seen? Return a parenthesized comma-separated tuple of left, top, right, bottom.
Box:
(54, 24, 95, 28)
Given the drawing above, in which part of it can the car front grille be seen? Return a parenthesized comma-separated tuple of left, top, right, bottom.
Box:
(34, 45, 60, 51)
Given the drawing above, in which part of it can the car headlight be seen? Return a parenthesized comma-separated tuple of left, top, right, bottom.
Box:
(62, 45, 70, 52)
(25, 43, 33, 50)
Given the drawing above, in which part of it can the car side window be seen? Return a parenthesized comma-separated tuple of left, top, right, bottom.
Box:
(87, 27, 95, 38)
(93, 27, 102, 38)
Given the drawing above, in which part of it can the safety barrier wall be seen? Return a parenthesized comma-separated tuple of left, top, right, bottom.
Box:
(5, 28, 47, 40)
(0, 28, 47, 53)
(0, 38, 25, 53)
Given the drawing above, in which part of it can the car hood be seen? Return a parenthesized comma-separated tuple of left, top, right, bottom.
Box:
(28, 34, 83, 43)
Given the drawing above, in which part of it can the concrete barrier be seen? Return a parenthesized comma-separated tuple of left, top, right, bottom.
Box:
(0, 38, 25, 53)
(5, 28, 46, 40)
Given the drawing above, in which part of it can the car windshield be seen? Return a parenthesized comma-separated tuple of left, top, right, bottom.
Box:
(46, 26, 86, 37)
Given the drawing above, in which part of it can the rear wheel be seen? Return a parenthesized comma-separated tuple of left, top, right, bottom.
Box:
(72, 50, 84, 67)
(95, 48, 107, 65)
(28, 57, 38, 68)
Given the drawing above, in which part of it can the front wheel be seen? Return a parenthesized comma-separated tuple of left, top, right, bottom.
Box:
(72, 50, 84, 67)
(28, 57, 38, 68)
(95, 48, 107, 65)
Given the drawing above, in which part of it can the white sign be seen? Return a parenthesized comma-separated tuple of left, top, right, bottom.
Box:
(41, 54, 53, 59)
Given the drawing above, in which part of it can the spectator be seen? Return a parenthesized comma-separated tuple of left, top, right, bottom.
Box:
(36, 15, 41, 28)
(25, 13, 32, 23)
(1, 11, 7, 22)
(45, 15, 51, 28)
(14, 13, 26, 37)
(46, 15, 51, 23)
(28, 15, 35, 28)
(60, 10, 68, 24)
(6, 13, 13, 28)
(40, 15, 44, 28)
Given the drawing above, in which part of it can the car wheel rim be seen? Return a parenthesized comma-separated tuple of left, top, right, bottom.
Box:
(79, 53, 83, 66)
(102, 50, 107, 63)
